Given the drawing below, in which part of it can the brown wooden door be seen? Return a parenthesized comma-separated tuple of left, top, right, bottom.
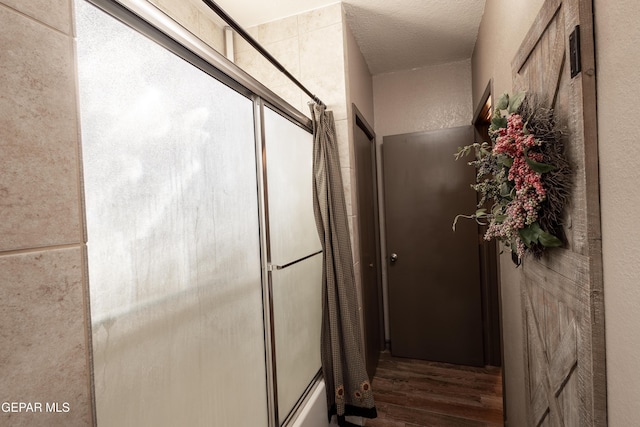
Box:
(512, 0, 606, 424)
(383, 126, 484, 366)
(353, 110, 384, 379)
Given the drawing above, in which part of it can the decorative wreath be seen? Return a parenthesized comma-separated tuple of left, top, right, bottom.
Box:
(453, 92, 571, 264)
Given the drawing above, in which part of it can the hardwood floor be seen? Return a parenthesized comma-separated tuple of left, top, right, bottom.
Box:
(364, 352, 504, 427)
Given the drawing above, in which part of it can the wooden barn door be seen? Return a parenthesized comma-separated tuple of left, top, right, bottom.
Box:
(512, 0, 606, 425)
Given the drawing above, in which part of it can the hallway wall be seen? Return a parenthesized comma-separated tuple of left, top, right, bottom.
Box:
(0, 0, 94, 425)
(471, 1, 545, 424)
(373, 59, 472, 138)
(594, 0, 640, 424)
(344, 17, 375, 346)
(474, 0, 640, 425)
(344, 21, 374, 125)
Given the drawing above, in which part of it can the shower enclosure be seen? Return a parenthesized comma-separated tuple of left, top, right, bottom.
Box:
(75, 0, 322, 425)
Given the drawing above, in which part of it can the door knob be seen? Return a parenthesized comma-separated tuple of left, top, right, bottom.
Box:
(390, 253, 398, 263)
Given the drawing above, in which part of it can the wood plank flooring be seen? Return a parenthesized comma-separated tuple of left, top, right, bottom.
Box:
(364, 352, 503, 427)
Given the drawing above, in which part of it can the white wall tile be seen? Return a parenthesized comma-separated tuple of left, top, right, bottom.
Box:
(150, 0, 199, 32)
(334, 118, 350, 168)
(264, 37, 302, 80)
(257, 14, 298, 44)
(232, 27, 258, 54)
(0, 6, 82, 251)
(0, 247, 92, 427)
(298, 3, 342, 33)
(197, 11, 225, 53)
(350, 214, 361, 266)
(236, 37, 301, 89)
(0, 0, 72, 35)
(299, 23, 347, 120)
(341, 166, 353, 217)
(299, 23, 345, 81)
(270, 81, 305, 115)
(302, 74, 347, 121)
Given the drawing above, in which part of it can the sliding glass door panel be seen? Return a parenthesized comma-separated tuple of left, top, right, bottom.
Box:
(263, 107, 321, 266)
(271, 254, 323, 422)
(262, 105, 323, 423)
(76, 1, 267, 425)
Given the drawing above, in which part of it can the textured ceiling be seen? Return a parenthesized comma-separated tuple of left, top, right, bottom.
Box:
(203, 0, 486, 75)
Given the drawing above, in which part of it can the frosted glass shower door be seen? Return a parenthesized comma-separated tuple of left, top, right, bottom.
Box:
(76, 1, 267, 426)
(263, 107, 322, 422)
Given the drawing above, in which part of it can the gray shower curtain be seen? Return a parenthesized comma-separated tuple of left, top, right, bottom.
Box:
(309, 103, 377, 426)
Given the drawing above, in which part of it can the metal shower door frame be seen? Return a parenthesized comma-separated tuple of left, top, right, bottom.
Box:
(80, 1, 320, 426)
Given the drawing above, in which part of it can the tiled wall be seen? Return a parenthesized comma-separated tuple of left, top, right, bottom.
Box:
(234, 3, 347, 120)
(0, 0, 94, 426)
(0, 1, 364, 424)
(148, 0, 226, 53)
(234, 4, 366, 314)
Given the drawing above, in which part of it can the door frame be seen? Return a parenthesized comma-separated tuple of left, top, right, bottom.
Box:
(351, 103, 385, 376)
(472, 79, 504, 368)
(473, 79, 508, 424)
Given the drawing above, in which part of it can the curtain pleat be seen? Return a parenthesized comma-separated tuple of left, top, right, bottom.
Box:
(310, 103, 377, 426)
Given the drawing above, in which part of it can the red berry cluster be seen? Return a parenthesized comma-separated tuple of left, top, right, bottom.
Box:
(485, 113, 547, 257)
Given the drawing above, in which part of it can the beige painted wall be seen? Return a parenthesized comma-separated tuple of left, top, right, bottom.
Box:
(373, 59, 473, 138)
(343, 14, 375, 358)
(0, 0, 94, 426)
(474, 0, 640, 424)
(344, 21, 374, 126)
(595, 0, 640, 424)
(471, 1, 548, 424)
(472, 0, 545, 106)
